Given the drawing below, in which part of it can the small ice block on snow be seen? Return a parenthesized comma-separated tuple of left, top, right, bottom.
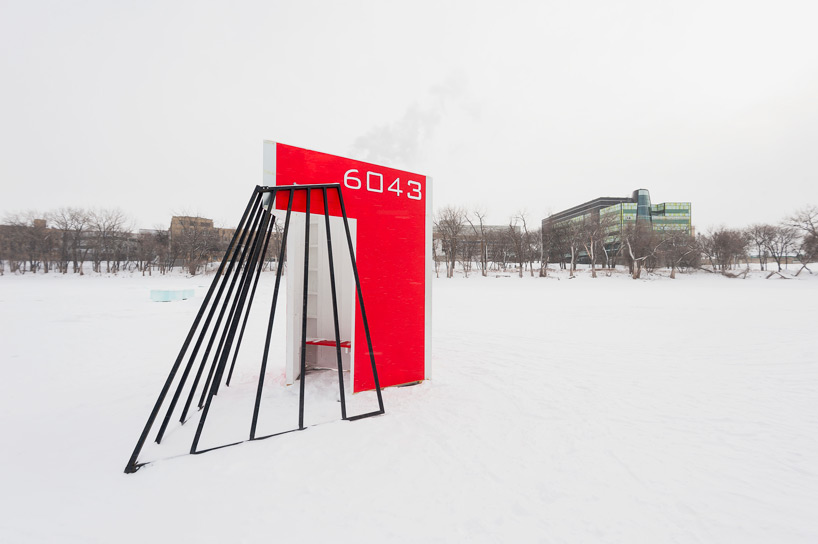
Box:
(150, 289, 195, 302)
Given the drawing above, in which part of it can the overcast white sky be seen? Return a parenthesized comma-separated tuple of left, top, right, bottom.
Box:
(2, 0, 817, 231)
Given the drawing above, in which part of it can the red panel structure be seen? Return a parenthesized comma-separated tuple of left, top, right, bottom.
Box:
(264, 141, 432, 392)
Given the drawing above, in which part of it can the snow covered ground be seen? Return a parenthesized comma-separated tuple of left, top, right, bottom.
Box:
(1, 268, 816, 543)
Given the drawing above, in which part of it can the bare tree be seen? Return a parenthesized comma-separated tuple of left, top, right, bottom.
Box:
(565, 219, 584, 278)
(745, 224, 773, 271)
(465, 207, 489, 277)
(432, 236, 442, 278)
(172, 217, 219, 276)
(698, 226, 748, 272)
(52, 207, 92, 274)
(0, 220, 23, 273)
(434, 206, 466, 278)
(697, 231, 716, 270)
(520, 212, 539, 277)
(32, 215, 52, 273)
(539, 220, 553, 277)
(48, 208, 77, 274)
(763, 224, 798, 272)
(623, 222, 665, 279)
(261, 219, 285, 272)
(486, 227, 511, 272)
(154, 229, 175, 274)
(597, 211, 621, 270)
(507, 211, 537, 278)
(788, 205, 818, 237)
(796, 233, 818, 275)
(658, 230, 699, 279)
(578, 215, 605, 278)
(70, 209, 91, 274)
(88, 208, 130, 274)
(2, 212, 51, 273)
(458, 235, 476, 278)
(542, 219, 571, 272)
(788, 205, 818, 275)
(134, 231, 162, 275)
(507, 217, 525, 278)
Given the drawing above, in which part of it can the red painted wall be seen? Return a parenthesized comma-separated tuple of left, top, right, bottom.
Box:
(270, 143, 428, 391)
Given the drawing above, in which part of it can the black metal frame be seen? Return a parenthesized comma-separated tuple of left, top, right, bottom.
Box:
(125, 184, 384, 473)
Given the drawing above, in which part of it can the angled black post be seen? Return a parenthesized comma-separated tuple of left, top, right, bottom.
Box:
(207, 208, 271, 398)
(125, 187, 261, 473)
(322, 187, 348, 420)
(155, 191, 264, 439)
(176, 195, 265, 424)
(225, 205, 277, 387)
(250, 190, 292, 440)
(298, 188, 311, 430)
(190, 206, 273, 454)
(337, 187, 385, 418)
(193, 201, 267, 410)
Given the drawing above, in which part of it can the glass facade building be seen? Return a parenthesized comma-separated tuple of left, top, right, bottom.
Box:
(543, 188, 692, 248)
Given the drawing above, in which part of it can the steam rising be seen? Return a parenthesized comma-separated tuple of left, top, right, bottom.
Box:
(351, 76, 465, 166)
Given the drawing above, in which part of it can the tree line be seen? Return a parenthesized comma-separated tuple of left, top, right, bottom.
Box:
(434, 205, 818, 279)
(3, 204, 815, 279)
(0, 207, 285, 276)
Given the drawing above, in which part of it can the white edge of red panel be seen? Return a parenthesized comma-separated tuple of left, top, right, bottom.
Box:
(425, 176, 433, 382)
(263, 140, 277, 188)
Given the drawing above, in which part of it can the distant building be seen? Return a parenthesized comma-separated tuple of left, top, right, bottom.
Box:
(168, 216, 236, 270)
(169, 216, 234, 246)
(542, 189, 692, 265)
(138, 228, 164, 236)
(544, 188, 692, 236)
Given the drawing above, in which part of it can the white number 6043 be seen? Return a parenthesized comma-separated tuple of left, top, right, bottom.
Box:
(344, 169, 422, 201)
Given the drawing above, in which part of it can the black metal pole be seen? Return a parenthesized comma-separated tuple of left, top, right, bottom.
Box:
(155, 191, 263, 442)
(125, 188, 259, 472)
(190, 206, 273, 454)
(180, 199, 265, 421)
(336, 186, 385, 414)
(208, 209, 271, 398)
(298, 189, 311, 430)
(250, 191, 293, 440)
(198, 204, 267, 405)
(322, 187, 348, 420)
(225, 204, 277, 386)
